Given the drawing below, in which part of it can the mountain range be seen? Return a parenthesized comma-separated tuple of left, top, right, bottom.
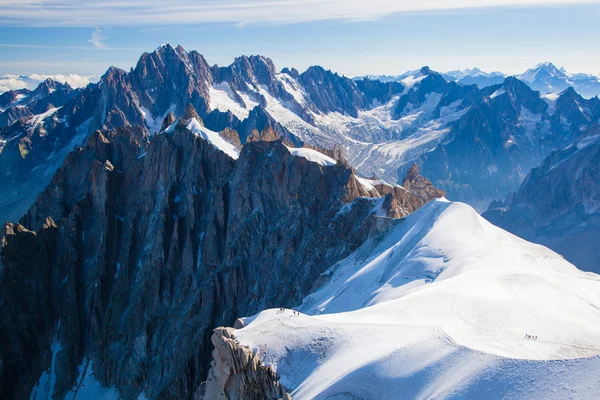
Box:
(2, 45, 599, 224)
(1, 44, 600, 399)
(363, 62, 600, 98)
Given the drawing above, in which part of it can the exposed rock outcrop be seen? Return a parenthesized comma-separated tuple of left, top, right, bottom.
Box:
(401, 163, 446, 203)
(199, 327, 291, 400)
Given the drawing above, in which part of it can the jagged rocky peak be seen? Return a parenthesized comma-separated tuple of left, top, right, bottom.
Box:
(353, 77, 404, 106)
(401, 163, 445, 202)
(280, 66, 300, 79)
(232, 55, 277, 85)
(299, 65, 367, 117)
(182, 103, 201, 123)
(419, 66, 433, 75)
(247, 125, 280, 142)
(219, 127, 242, 149)
(161, 111, 176, 131)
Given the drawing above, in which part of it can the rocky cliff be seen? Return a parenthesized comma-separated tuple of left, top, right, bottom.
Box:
(0, 115, 443, 399)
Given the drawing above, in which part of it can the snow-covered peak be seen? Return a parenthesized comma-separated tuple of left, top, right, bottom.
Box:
(155, 42, 173, 51)
(519, 62, 566, 82)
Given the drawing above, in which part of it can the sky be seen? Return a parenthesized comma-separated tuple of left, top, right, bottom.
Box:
(0, 0, 599, 80)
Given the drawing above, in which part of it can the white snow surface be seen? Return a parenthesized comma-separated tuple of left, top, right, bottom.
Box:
(185, 118, 239, 159)
(285, 146, 336, 166)
(209, 82, 257, 120)
(400, 73, 426, 89)
(235, 199, 600, 400)
(140, 104, 175, 134)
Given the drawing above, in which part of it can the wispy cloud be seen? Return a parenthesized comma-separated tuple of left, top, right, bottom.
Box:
(0, 0, 598, 26)
(88, 29, 107, 49)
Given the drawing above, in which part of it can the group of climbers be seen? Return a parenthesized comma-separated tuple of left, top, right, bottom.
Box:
(279, 307, 300, 316)
(525, 334, 537, 340)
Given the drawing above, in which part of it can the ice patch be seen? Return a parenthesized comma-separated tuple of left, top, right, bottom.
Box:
(490, 88, 505, 99)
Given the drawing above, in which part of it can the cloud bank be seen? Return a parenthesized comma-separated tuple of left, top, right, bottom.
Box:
(0, 74, 99, 93)
(0, 0, 598, 26)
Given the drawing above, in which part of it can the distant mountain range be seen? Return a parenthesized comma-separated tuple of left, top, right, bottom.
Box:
(357, 62, 600, 98)
(2, 46, 599, 225)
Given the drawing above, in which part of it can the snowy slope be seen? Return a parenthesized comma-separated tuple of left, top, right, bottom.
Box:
(285, 146, 336, 166)
(185, 118, 240, 159)
(234, 199, 600, 399)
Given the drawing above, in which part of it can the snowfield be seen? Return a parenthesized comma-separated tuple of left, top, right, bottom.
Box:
(234, 199, 600, 399)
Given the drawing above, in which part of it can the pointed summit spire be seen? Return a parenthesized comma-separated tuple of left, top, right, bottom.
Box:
(182, 103, 202, 125)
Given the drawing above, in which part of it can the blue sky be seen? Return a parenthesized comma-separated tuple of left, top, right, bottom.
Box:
(0, 0, 599, 77)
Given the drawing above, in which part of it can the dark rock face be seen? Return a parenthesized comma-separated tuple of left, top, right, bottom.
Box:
(299, 66, 368, 117)
(0, 121, 443, 399)
(354, 78, 404, 106)
(483, 127, 600, 273)
(550, 87, 600, 140)
(0, 219, 58, 400)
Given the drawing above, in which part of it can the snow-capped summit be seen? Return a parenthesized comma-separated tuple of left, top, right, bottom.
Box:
(518, 62, 568, 93)
(518, 62, 600, 98)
